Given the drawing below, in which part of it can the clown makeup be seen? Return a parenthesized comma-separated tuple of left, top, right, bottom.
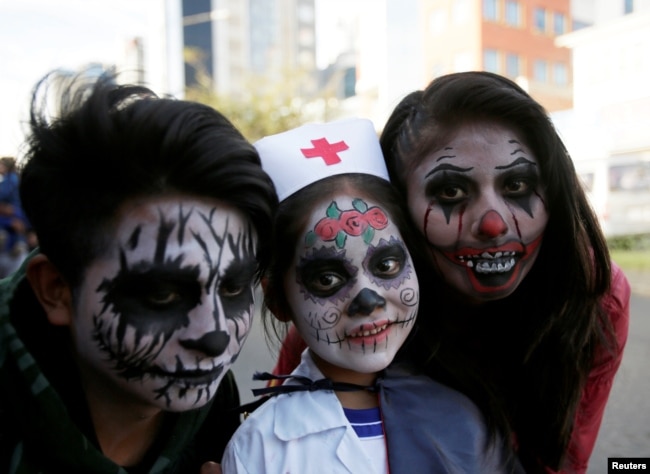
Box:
(71, 196, 257, 412)
(406, 121, 549, 304)
(285, 194, 419, 376)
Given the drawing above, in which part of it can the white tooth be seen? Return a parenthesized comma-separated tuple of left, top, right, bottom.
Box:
(481, 252, 492, 258)
(495, 252, 503, 258)
(467, 260, 474, 268)
(497, 263, 504, 271)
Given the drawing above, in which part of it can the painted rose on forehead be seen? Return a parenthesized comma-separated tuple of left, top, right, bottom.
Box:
(305, 198, 389, 248)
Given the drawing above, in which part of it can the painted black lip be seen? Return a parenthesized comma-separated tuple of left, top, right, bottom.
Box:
(150, 364, 224, 386)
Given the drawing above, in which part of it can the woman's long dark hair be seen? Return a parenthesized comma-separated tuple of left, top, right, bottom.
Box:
(380, 71, 615, 472)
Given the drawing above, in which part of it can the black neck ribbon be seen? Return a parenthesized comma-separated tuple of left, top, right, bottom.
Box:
(251, 372, 379, 397)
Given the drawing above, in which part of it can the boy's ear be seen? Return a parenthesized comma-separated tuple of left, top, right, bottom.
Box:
(26, 254, 74, 327)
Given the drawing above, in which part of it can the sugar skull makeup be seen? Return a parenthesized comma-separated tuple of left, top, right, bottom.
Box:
(71, 196, 257, 411)
(406, 121, 549, 304)
(285, 194, 419, 375)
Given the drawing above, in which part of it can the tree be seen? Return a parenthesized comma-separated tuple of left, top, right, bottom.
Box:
(184, 47, 341, 142)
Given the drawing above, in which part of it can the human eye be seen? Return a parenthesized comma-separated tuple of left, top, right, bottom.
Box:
(146, 284, 181, 306)
(140, 279, 200, 309)
(219, 259, 257, 298)
(375, 257, 402, 277)
(426, 173, 469, 204)
(368, 242, 407, 280)
(299, 258, 351, 298)
(503, 171, 538, 197)
(307, 271, 346, 295)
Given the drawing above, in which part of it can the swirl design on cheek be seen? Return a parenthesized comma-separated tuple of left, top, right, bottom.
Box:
(400, 288, 419, 307)
(306, 308, 342, 330)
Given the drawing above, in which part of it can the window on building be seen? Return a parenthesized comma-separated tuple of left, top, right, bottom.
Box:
(624, 0, 635, 14)
(506, 53, 520, 77)
(533, 59, 548, 82)
(483, 0, 498, 21)
(553, 12, 566, 35)
(553, 62, 568, 85)
(505, 1, 521, 27)
(534, 7, 546, 32)
(483, 49, 499, 73)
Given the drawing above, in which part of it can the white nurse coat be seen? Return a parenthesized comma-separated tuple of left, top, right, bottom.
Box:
(221, 350, 381, 473)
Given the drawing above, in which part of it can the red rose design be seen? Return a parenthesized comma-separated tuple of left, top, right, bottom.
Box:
(365, 207, 389, 230)
(339, 210, 368, 236)
(314, 218, 340, 241)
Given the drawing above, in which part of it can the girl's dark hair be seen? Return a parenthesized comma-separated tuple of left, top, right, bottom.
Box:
(263, 173, 425, 344)
(380, 71, 614, 471)
(20, 70, 278, 289)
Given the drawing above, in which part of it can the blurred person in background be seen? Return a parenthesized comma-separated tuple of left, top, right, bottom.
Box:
(0, 70, 277, 473)
(0, 156, 31, 276)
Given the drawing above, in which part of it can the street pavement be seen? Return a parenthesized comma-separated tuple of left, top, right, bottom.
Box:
(589, 273, 650, 473)
(232, 272, 650, 473)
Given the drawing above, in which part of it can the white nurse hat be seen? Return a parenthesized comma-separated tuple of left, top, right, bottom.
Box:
(254, 118, 389, 202)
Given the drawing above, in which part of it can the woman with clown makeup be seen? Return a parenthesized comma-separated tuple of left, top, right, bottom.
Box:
(377, 72, 630, 474)
(221, 119, 523, 473)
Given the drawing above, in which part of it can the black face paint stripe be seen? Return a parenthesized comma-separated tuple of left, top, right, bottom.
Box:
(154, 211, 176, 263)
(127, 225, 141, 250)
(177, 205, 193, 245)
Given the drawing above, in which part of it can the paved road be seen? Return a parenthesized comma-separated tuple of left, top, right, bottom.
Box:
(589, 289, 650, 473)
(232, 277, 650, 473)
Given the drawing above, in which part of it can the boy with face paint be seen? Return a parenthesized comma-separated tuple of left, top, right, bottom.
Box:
(221, 119, 523, 474)
(0, 71, 277, 473)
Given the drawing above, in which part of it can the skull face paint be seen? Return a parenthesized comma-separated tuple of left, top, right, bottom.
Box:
(406, 121, 549, 304)
(285, 195, 419, 375)
(71, 196, 257, 411)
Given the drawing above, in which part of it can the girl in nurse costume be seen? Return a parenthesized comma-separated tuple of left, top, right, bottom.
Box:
(221, 119, 524, 474)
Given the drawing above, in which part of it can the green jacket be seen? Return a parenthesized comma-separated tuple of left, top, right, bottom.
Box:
(0, 253, 241, 473)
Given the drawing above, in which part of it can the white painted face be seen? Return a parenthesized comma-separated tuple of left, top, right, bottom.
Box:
(406, 121, 549, 304)
(284, 194, 419, 375)
(71, 196, 258, 412)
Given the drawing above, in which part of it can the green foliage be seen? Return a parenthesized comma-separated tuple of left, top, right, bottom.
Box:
(607, 233, 650, 251)
(608, 233, 650, 271)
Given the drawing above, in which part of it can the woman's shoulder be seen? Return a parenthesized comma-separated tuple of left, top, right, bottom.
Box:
(603, 262, 631, 339)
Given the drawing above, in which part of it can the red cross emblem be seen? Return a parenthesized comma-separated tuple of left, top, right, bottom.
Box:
(301, 137, 349, 166)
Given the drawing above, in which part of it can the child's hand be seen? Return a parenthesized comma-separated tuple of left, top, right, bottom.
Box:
(200, 461, 222, 474)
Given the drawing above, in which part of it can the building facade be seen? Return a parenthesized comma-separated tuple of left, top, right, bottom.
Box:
(420, 0, 574, 112)
(553, 1, 650, 236)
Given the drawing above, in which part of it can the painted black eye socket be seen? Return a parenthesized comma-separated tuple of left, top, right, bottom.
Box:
(374, 256, 402, 277)
(503, 176, 536, 196)
(141, 280, 202, 309)
(306, 271, 347, 296)
(425, 172, 469, 204)
(219, 259, 257, 299)
(219, 282, 248, 298)
(299, 260, 351, 298)
(367, 243, 407, 280)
